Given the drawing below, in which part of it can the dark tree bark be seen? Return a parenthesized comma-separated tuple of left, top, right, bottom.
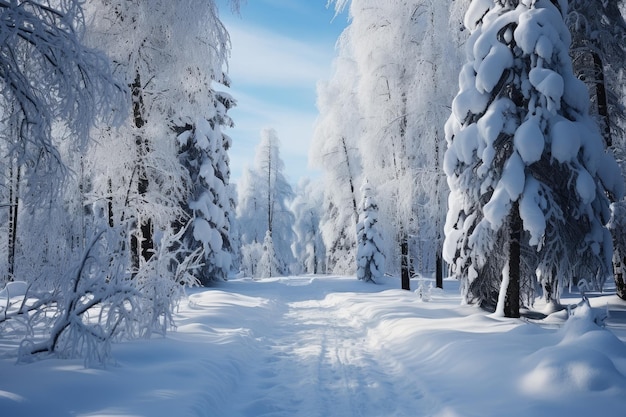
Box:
(340, 136, 359, 224)
(436, 249, 443, 289)
(504, 202, 521, 318)
(7, 161, 20, 282)
(590, 51, 626, 300)
(130, 71, 153, 269)
(107, 178, 114, 228)
(616, 255, 626, 300)
(592, 51, 612, 147)
(401, 231, 410, 291)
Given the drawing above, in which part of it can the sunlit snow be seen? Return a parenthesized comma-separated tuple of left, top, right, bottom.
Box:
(1, 276, 624, 417)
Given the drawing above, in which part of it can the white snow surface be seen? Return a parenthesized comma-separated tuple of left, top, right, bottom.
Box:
(1, 276, 625, 417)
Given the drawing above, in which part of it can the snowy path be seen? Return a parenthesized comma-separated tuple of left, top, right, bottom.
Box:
(232, 295, 431, 417)
(212, 277, 626, 417)
(1, 275, 625, 417)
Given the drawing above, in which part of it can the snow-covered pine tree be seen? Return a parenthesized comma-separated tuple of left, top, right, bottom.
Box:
(258, 231, 281, 278)
(566, 0, 626, 300)
(237, 128, 295, 276)
(175, 86, 236, 285)
(444, 0, 623, 316)
(356, 181, 385, 283)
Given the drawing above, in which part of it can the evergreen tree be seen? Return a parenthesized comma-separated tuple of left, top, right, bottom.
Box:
(175, 87, 236, 285)
(258, 231, 281, 278)
(356, 181, 385, 283)
(566, 0, 626, 300)
(567, 0, 626, 146)
(237, 128, 295, 276)
(444, 0, 623, 316)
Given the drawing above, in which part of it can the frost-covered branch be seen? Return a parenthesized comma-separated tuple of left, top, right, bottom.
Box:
(0, 0, 126, 201)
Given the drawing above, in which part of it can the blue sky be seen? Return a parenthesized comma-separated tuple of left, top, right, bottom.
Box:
(216, 0, 348, 184)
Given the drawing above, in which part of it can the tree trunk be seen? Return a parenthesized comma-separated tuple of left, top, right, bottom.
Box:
(504, 202, 521, 318)
(130, 71, 153, 269)
(401, 231, 410, 291)
(267, 143, 273, 235)
(592, 51, 612, 148)
(591, 51, 625, 300)
(614, 252, 626, 300)
(107, 178, 114, 228)
(7, 160, 19, 282)
(436, 249, 443, 289)
(341, 136, 359, 224)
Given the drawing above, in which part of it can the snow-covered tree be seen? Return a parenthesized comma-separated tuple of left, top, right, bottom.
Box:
(356, 181, 385, 283)
(84, 0, 236, 269)
(236, 167, 266, 246)
(237, 128, 295, 276)
(311, 48, 362, 275)
(0, 0, 124, 188)
(444, 0, 623, 316)
(258, 231, 281, 278)
(324, 0, 462, 289)
(0, 0, 240, 363)
(0, 0, 125, 284)
(566, 0, 626, 300)
(567, 0, 626, 146)
(175, 88, 236, 285)
(315, 6, 359, 282)
(291, 179, 326, 274)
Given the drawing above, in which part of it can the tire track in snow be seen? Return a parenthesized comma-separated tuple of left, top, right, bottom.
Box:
(234, 297, 431, 417)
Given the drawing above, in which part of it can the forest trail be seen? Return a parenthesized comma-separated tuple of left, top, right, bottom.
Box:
(228, 280, 439, 417)
(2, 276, 625, 417)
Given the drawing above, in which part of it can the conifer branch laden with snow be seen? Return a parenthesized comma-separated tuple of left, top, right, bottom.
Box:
(175, 89, 236, 286)
(444, 0, 623, 315)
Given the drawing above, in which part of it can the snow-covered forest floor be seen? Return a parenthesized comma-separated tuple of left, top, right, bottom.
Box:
(1, 275, 625, 417)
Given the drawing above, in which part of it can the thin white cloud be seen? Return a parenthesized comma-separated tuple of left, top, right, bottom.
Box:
(219, 14, 342, 184)
(225, 21, 335, 87)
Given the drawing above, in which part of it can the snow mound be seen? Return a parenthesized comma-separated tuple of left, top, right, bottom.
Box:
(0, 281, 28, 299)
(522, 300, 626, 398)
(521, 346, 624, 395)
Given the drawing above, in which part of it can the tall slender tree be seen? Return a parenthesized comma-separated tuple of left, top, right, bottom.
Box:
(311, 53, 362, 275)
(237, 128, 295, 276)
(324, 0, 461, 289)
